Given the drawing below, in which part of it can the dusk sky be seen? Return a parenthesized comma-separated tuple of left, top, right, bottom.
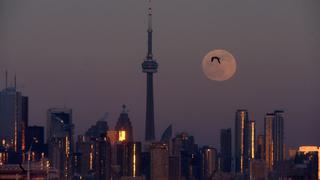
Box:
(0, 0, 319, 149)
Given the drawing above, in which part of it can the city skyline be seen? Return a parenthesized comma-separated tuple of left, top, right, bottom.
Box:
(1, 0, 319, 150)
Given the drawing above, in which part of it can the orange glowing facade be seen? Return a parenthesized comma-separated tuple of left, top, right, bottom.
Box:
(235, 110, 250, 173)
(264, 113, 274, 170)
(264, 111, 285, 170)
(298, 146, 320, 179)
(250, 120, 255, 159)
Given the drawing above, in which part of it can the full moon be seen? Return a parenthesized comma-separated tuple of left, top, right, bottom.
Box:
(202, 49, 237, 81)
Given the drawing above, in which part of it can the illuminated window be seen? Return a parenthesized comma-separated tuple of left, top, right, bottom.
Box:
(119, 131, 126, 142)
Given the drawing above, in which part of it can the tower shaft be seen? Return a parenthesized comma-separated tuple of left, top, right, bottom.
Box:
(145, 73, 155, 141)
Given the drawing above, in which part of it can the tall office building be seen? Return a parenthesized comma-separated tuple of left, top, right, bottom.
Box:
(264, 110, 285, 170)
(75, 135, 95, 177)
(264, 113, 274, 170)
(171, 132, 199, 179)
(47, 108, 74, 179)
(95, 136, 112, 180)
(235, 109, 250, 173)
(115, 105, 133, 142)
(220, 128, 232, 172)
(273, 110, 284, 167)
(201, 146, 218, 179)
(142, 2, 158, 142)
(150, 142, 169, 180)
(249, 120, 255, 160)
(126, 142, 142, 177)
(0, 76, 28, 163)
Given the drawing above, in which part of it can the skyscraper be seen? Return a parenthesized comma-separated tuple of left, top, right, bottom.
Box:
(171, 132, 199, 179)
(249, 120, 255, 160)
(220, 128, 232, 172)
(115, 105, 133, 142)
(0, 76, 28, 163)
(142, 2, 158, 142)
(264, 110, 285, 170)
(273, 110, 284, 167)
(235, 109, 250, 173)
(95, 136, 112, 180)
(201, 146, 218, 179)
(150, 143, 169, 180)
(264, 113, 274, 170)
(47, 108, 74, 179)
(126, 142, 142, 177)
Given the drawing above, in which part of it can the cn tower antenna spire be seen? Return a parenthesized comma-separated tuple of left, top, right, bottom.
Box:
(147, 0, 153, 59)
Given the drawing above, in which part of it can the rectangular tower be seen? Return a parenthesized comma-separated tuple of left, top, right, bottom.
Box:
(220, 128, 232, 172)
(273, 110, 284, 167)
(264, 110, 285, 170)
(150, 142, 169, 180)
(47, 108, 74, 179)
(264, 113, 274, 170)
(235, 109, 250, 173)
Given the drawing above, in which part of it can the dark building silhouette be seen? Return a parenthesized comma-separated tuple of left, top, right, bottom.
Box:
(125, 142, 142, 177)
(172, 132, 200, 179)
(95, 135, 112, 180)
(21, 96, 28, 153)
(169, 155, 180, 180)
(75, 135, 94, 177)
(141, 151, 151, 180)
(235, 109, 250, 174)
(142, 5, 158, 143)
(25, 126, 46, 161)
(220, 128, 232, 172)
(115, 105, 133, 142)
(273, 110, 285, 168)
(85, 113, 109, 139)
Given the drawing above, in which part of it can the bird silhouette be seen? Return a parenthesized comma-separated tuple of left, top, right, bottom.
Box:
(211, 56, 221, 64)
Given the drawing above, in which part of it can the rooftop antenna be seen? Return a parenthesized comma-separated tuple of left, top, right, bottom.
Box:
(147, 0, 153, 59)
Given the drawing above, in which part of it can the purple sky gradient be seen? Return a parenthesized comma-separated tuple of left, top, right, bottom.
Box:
(0, 0, 319, 149)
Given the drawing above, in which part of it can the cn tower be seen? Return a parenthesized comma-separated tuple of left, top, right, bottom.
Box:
(142, 1, 158, 142)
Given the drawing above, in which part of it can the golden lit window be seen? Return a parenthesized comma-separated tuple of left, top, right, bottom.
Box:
(119, 131, 126, 142)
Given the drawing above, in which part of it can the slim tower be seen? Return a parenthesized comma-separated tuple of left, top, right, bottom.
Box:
(235, 109, 250, 173)
(142, 0, 158, 142)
